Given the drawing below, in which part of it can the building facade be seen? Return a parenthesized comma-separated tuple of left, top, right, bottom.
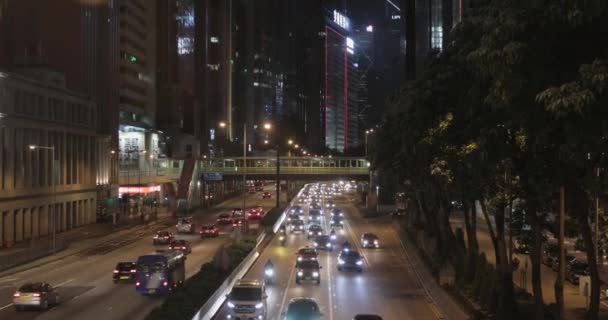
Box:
(0, 71, 99, 247)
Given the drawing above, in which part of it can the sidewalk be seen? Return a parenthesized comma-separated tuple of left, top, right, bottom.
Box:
(450, 213, 608, 319)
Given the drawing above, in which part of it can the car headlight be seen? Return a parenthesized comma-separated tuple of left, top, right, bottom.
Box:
(338, 259, 345, 265)
(318, 232, 322, 235)
(314, 242, 318, 247)
(265, 269, 274, 276)
(340, 221, 343, 224)
(227, 301, 235, 308)
(297, 256, 302, 261)
(297, 271, 303, 277)
(313, 272, 319, 277)
(326, 243, 331, 247)
(330, 234, 336, 240)
(363, 240, 369, 245)
(309, 231, 313, 235)
(356, 260, 363, 266)
(374, 240, 379, 245)
(255, 302, 264, 309)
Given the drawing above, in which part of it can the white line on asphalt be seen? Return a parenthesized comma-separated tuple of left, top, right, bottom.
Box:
(0, 277, 18, 284)
(0, 302, 13, 311)
(326, 242, 334, 320)
(277, 259, 297, 316)
(55, 278, 75, 287)
(343, 210, 373, 271)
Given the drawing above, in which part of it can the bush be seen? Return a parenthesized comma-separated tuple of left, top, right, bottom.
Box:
(145, 241, 255, 320)
(261, 206, 286, 227)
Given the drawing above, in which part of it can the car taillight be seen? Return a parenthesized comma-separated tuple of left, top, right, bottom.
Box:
(113, 270, 119, 273)
(163, 281, 168, 286)
(136, 282, 140, 286)
(13, 292, 20, 297)
(130, 269, 137, 273)
(182, 246, 186, 250)
(32, 293, 41, 297)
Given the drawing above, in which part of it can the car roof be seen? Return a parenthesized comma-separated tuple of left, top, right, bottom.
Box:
(18, 283, 46, 291)
(362, 233, 377, 238)
(340, 250, 361, 257)
(288, 297, 319, 306)
(298, 247, 317, 253)
(235, 279, 263, 287)
(203, 224, 216, 228)
(157, 230, 171, 234)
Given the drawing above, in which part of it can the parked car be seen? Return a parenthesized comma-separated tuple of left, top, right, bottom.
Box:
(566, 260, 589, 284)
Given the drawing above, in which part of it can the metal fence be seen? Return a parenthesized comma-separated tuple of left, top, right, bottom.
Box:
(0, 238, 68, 272)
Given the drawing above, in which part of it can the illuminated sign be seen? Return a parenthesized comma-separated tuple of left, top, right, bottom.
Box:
(366, 25, 373, 32)
(346, 37, 354, 54)
(333, 10, 350, 30)
(119, 185, 161, 194)
(391, 15, 401, 20)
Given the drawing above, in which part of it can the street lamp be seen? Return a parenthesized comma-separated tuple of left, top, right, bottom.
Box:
(29, 144, 57, 252)
(288, 139, 293, 145)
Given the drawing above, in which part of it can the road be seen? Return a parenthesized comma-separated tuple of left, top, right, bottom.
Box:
(0, 189, 276, 320)
(215, 190, 443, 320)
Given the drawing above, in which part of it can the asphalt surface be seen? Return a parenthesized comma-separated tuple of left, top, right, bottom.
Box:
(215, 189, 442, 320)
(0, 190, 276, 320)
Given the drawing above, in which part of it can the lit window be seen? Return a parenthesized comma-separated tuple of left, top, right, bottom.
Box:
(210, 36, 219, 43)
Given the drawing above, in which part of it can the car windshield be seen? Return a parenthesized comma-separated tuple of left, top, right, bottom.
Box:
(179, 219, 190, 224)
(298, 260, 319, 268)
(316, 236, 330, 242)
(157, 231, 170, 236)
(299, 249, 316, 255)
(363, 234, 377, 240)
(117, 262, 134, 270)
(203, 225, 215, 230)
(171, 240, 186, 245)
(342, 251, 361, 259)
(572, 262, 588, 271)
(219, 214, 230, 218)
(19, 283, 44, 292)
(229, 287, 262, 301)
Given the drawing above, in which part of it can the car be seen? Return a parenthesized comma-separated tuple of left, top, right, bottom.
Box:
(296, 260, 322, 284)
(262, 191, 272, 199)
(217, 213, 233, 225)
(153, 231, 174, 245)
(226, 279, 267, 320)
(542, 242, 558, 266)
(248, 187, 257, 193)
(313, 235, 333, 251)
(338, 250, 364, 272)
(200, 224, 220, 238)
(552, 253, 576, 272)
(233, 218, 245, 227)
(175, 216, 195, 234)
(255, 186, 264, 192)
(291, 219, 305, 233)
(308, 209, 322, 224)
(169, 239, 192, 254)
(247, 207, 264, 219)
(232, 208, 244, 217)
(325, 202, 336, 208)
(330, 216, 344, 229)
(113, 262, 137, 283)
(290, 205, 304, 214)
(13, 282, 60, 311)
(287, 212, 304, 224)
(353, 315, 383, 320)
(361, 233, 380, 248)
(284, 298, 322, 320)
(307, 224, 323, 239)
(330, 208, 343, 217)
(296, 247, 319, 262)
(567, 260, 589, 284)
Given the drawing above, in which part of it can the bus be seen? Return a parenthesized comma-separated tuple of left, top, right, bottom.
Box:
(135, 250, 186, 295)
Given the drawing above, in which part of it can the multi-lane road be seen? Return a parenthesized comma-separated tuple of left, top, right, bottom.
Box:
(215, 186, 449, 320)
(0, 190, 275, 320)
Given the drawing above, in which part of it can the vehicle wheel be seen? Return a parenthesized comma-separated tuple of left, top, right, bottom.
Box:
(40, 299, 48, 310)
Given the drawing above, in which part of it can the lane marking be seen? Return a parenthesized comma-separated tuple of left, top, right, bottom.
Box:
(0, 277, 18, 284)
(277, 256, 297, 316)
(0, 303, 13, 311)
(55, 278, 75, 288)
(342, 209, 373, 271)
(326, 240, 334, 320)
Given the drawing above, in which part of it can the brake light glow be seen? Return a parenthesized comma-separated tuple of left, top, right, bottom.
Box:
(182, 246, 186, 250)
(163, 281, 168, 286)
(32, 293, 41, 297)
(136, 282, 141, 286)
(113, 270, 119, 273)
(130, 269, 137, 273)
(13, 292, 20, 297)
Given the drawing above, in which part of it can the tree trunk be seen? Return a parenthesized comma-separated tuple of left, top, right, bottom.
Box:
(494, 202, 517, 319)
(579, 208, 600, 320)
(525, 199, 545, 320)
(480, 200, 500, 263)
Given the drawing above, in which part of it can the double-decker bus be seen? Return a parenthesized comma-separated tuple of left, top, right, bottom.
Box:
(135, 250, 185, 295)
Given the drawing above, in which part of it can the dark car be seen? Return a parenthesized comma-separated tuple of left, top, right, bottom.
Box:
(232, 218, 245, 227)
(217, 213, 233, 225)
(329, 208, 343, 218)
(542, 242, 558, 266)
(307, 224, 323, 240)
(169, 239, 192, 254)
(152, 231, 174, 245)
(13, 282, 60, 311)
(262, 192, 272, 199)
(296, 247, 319, 262)
(113, 262, 137, 283)
(552, 254, 576, 272)
(200, 224, 220, 238)
(290, 205, 304, 214)
(308, 210, 322, 224)
(284, 298, 322, 320)
(291, 219, 305, 233)
(296, 260, 322, 284)
(353, 315, 384, 320)
(330, 216, 344, 229)
(567, 261, 589, 284)
(232, 208, 244, 217)
(313, 235, 333, 251)
(361, 233, 380, 249)
(338, 250, 364, 272)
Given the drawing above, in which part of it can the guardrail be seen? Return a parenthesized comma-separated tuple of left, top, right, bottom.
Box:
(202, 167, 369, 175)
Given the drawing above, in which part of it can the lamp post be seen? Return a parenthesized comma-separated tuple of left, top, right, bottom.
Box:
(29, 145, 57, 252)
